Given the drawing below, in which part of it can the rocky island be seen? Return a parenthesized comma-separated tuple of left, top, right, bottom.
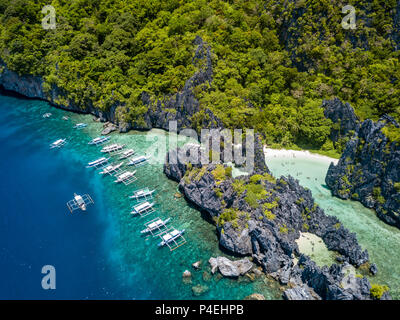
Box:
(164, 141, 390, 300)
(326, 115, 400, 229)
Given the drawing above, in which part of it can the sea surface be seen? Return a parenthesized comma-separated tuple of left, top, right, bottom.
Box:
(0, 93, 399, 299)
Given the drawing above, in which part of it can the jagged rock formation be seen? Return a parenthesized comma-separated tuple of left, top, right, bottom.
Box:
(0, 36, 221, 134)
(322, 98, 359, 147)
(163, 142, 386, 300)
(326, 116, 400, 229)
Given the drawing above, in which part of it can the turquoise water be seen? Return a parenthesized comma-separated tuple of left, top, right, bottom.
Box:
(0, 94, 280, 300)
(265, 156, 400, 299)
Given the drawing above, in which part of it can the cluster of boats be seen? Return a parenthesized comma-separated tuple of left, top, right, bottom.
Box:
(86, 137, 185, 250)
(49, 119, 186, 250)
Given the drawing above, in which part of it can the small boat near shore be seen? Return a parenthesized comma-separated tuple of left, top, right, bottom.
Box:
(101, 143, 126, 153)
(141, 217, 171, 235)
(43, 113, 52, 118)
(86, 157, 110, 168)
(88, 136, 110, 145)
(131, 201, 155, 216)
(129, 188, 155, 201)
(50, 138, 67, 149)
(62, 116, 69, 121)
(114, 170, 136, 184)
(119, 149, 135, 159)
(99, 162, 124, 175)
(73, 123, 88, 129)
(157, 229, 186, 250)
(128, 155, 149, 166)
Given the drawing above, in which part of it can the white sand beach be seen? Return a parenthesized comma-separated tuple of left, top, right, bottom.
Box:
(264, 147, 338, 165)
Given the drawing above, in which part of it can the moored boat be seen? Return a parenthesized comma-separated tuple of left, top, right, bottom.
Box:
(114, 170, 136, 183)
(129, 188, 155, 200)
(99, 162, 124, 175)
(131, 201, 154, 215)
(141, 218, 171, 234)
(101, 143, 126, 153)
(42, 113, 52, 118)
(73, 123, 88, 129)
(50, 138, 67, 149)
(88, 136, 111, 145)
(86, 157, 110, 168)
(128, 155, 149, 166)
(158, 229, 185, 247)
(119, 149, 135, 159)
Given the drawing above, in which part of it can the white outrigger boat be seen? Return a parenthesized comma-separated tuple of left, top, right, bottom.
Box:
(141, 217, 171, 236)
(128, 155, 149, 166)
(114, 170, 136, 184)
(88, 136, 110, 145)
(43, 113, 52, 118)
(131, 201, 155, 216)
(62, 116, 69, 121)
(101, 143, 126, 153)
(86, 157, 110, 168)
(99, 162, 124, 175)
(73, 123, 88, 129)
(119, 149, 135, 159)
(129, 188, 155, 201)
(157, 228, 186, 251)
(66, 193, 94, 213)
(50, 138, 67, 149)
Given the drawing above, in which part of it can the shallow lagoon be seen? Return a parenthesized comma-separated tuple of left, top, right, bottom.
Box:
(265, 154, 400, 299)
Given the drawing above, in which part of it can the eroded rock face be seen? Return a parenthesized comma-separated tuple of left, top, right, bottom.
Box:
(283, 285, 321, 300)
(164, 142, 384, 300)
(322, 98, 359, 146)
(326, 116, 400, 229)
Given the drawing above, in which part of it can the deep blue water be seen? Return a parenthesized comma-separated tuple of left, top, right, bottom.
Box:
(0, 96, 126, 299)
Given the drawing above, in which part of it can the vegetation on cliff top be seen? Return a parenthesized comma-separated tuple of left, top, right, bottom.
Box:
(0, 0, 399, 152)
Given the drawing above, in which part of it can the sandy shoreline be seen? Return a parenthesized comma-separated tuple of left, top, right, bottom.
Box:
(264, 147, 339, 165)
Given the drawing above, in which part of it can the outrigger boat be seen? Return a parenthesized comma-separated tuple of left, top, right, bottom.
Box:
(86, 157, 110, 168)
(62, 116, 69, 121)
(141, 217, 171, 235)
(131, 201, 155, 216)
(157, 228, 186, 250)
(119, 149, 135, 159)
(129, 188, 155, 201)
(99, 162, 124, 175)
(42, 113, 52, 118)
(128, 155, 149, 166)
(88, 136, 111, 145)
(73, 123, 88, 129)
(101, 143, 126, 153)
(50, 138, 67, 149)
(114, 170, 136, 183)
(66, 193, 94, 213)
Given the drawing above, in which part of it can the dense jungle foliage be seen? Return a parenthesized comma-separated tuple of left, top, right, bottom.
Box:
(0, 0, 399, 155)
